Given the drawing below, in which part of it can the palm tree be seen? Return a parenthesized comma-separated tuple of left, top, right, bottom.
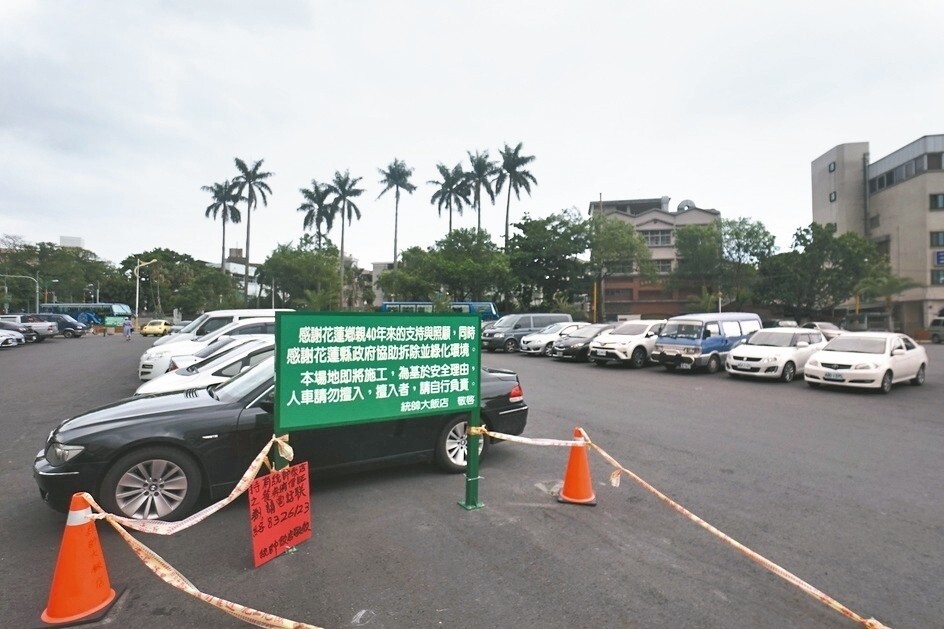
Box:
(297, 179, 335, 249)
(326, 170, 364, 309)
(377, 158, 416, 269)
(428, 163, 470, 234)
(233, 158, 274, 303)
(201, 179, 242, 273)
(856, 272, 923, 332)
(465, 150, 499, 233)
(495, 142, 537, 251)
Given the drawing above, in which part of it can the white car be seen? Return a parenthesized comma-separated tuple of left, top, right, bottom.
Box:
(519, 321, 590, 356)
(135, 338, 275, 396)
(0, 329, 26, 348)
(589, 319, 666, 368)
(169, 335, 264, 371)
(804, 332, 928, 393)
(725, 327, 827, 382)
(138, 318, 276, 380)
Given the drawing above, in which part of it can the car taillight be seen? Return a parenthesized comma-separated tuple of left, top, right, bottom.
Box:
(509, 384, 523, 403)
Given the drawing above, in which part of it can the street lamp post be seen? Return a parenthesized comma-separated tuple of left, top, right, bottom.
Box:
(0, 274, 40, 312)
(134, 258, 158, 327)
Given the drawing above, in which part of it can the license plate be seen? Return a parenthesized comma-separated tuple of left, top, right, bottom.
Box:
(595, 350, 607, 356)
(824, 371, 843, 382)
(737, 362, 749, 369)
(679, 363, 691, 370)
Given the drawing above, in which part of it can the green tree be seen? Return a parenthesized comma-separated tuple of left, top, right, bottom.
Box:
(508, 210, 589, 309)
(297, 179, 335, 249)
(671, 222, 723, 295)
(375, 246, 439, 301)
(465, 150, 499, 233)
(719, 218, 776, 308)
(377, 158, 417, 269)
(495, 142, 537, 251)
(326, 170, 364, 309)
(434, 228, 510, 301)
(428, 163, 470, 234)
(255, 238, 340, 310)
(587, 214, 653, 322)
(201, 179, 242, 273)
(233, 157, 274, 303)
(856, 265, 923, 332)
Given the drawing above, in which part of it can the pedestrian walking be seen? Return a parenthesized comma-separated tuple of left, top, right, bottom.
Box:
(122, 317, 133, 341)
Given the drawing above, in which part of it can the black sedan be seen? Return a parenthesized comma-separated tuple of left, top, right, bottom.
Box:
(0, 320, 38, 343)
(34, 357, 528, 520)
(551, 323, 616, 361)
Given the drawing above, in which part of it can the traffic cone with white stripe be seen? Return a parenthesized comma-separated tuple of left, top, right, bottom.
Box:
(41, 493, 119, 625)
(557, 427, 597, 506)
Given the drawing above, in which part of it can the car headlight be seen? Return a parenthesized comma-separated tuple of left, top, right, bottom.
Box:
(45, 442, 85, 466)
(683, 347, 699, 355)
(853, 362, 878, 370)
(573, 342, 586, 348)
(654, 344, 663, 352)
(760, 356, 777, 363)
(492, 332, 504, 338)
(145, 350, 171, 359)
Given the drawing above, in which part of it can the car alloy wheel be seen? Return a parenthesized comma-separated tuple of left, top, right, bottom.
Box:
(780, 361, 796, 383)
(435, 416, 487, 473)
(879, 370, 893, 394)
(100, 446, 202, 520)
(542, 342, 554, 357)
(910, 364, 926, 386)
(630, 347, 647, 369)
(503, 338, 518, 353)
(706, 355, 721, 374)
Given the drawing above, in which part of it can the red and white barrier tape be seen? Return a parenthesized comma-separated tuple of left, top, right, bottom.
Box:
(472, 426, 891, 629)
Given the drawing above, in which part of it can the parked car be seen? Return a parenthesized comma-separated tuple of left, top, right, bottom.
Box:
(763, 319, 798, 328)
(31, 313, 88, 338)
(167, 335, 265, 372)
(519, 321, 590, 356)
(928, 317, 944, 344)
(589, 319, 666, 367)
(0, 314, 58, 342)
(803, 332, 927, 393)
(0, 328, 26, 348)
(652, 312, 763, 373)
(481, 313, 573, 352)
(152, 309, 291, 347)
(0, 320, 38, 343)
(34, 357, 529, 520)
(138, 317, 276, 380)
(801, 321, 843, 341)
(141, 319, 173, 337)
(135, 338, 275, 396)
(551, 323, 617, 361)
(725, 327, 827, 382)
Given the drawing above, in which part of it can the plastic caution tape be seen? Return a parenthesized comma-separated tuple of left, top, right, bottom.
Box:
(91, 435, 293, 535)
(475, 427, 892, 629)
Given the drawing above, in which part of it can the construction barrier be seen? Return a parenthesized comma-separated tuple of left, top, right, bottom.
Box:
(48, 435, 322, 628)
(469, 425, 892, 629)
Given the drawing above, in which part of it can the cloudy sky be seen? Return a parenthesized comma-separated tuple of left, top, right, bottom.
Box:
(2, 1, 941, 269)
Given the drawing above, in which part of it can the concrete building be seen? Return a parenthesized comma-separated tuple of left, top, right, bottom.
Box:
(589, 196, 720, 319)
(812, 135, 944, 332)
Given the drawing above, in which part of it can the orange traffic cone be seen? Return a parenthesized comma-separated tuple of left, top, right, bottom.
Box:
(557, 427, 597, 506)
(41, 493, 119, 625)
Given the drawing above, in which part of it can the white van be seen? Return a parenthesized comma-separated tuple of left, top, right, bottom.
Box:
(151, 309, 292, 347)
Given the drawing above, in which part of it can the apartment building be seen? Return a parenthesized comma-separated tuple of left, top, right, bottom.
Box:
(589, 196, 720, 319)
(812, 135, 944, 332)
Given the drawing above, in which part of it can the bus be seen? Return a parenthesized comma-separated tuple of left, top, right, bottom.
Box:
(40, 302, 133, 327)
(380, 301, 500, 321)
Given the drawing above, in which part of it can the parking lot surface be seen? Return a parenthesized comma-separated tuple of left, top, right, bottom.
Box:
(1, 335, 942, 628)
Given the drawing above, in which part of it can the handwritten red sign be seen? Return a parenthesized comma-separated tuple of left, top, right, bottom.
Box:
(248, 461, 312, 567)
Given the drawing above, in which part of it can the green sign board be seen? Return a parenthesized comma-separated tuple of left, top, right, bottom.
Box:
(275, 312, 481, 432)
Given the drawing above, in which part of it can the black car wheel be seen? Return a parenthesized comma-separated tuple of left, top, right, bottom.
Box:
(503, 338, 518, 353)
(100, 446, 202, 520)
(63, 329, 75, 338)
(435, 416, 488, 473)
(932, 334, 941, 344)
(705, 355, 721, 374)
(780, 361, 796, 383)
(910, 364, 925, 386)
(879, 370, 893, 394)
(629, 347, 647, 369)
(542, 342, 554, 357)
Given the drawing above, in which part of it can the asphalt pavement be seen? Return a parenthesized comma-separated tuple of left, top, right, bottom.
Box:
(1, 334, 942, 628)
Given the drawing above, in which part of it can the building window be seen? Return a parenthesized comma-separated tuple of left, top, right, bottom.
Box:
(828, 161, 836, 172)
(641, 230, 673, 246)
(932, 270, 944, 285)
(929, 153, 943, 170)
(931, 194, 944, 210)
(829, 191, 837, 202)
(654, 260, 672, 274)
(932, 232, 944, 247)
(869, 215, 880, 229)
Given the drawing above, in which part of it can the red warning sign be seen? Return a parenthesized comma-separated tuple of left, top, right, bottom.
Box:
(248, 462, 312, 567)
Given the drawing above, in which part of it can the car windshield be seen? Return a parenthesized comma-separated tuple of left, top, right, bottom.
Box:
(745, 331, 795, 347)
(187, 339, 272, 373)
(611, 323, 649, 336)
(660, 320, 703, 339)
(571, 324, 609, 339)
(214, 355, 275, 402)
(61, 314, 80, 324)
(491, 315, 518, 329)
(176, 315, 207, 334)
(192, 336, 240, 359)
(823, 337, 887, 354)
(539, 322, 568, 334)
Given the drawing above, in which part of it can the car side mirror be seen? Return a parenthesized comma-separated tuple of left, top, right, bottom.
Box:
(796, 341, 809, 348)
(703, 330, 711, 339)
(891, 348, 905, 356)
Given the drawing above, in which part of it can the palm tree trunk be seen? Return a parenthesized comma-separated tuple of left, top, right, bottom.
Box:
(393, 188, 400, 270)
(448, 203, 453, 233)
(220, 218, 227, 273)
(244, 201, 252, 304)
(504, 186, 512, 251)
(339, 205, 346, 310)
